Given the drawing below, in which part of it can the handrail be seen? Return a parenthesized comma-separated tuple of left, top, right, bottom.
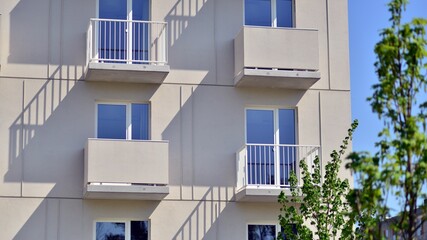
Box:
(90, 18, 167, 25)
(86, 18, 168, 65)
(236, 144, 321, 189)
(245, 143, 320, 147)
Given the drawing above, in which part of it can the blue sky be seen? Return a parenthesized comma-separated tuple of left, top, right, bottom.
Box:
(348, 0, 427, 213)
(349, 0, 427, 153)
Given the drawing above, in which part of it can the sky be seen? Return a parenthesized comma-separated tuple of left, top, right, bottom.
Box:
(348, 0, 427, 213)
(349, 0, 427, 153)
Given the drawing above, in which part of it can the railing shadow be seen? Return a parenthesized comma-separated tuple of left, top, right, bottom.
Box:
(172, 186, 230, 240)
(5, 64, 82, 195)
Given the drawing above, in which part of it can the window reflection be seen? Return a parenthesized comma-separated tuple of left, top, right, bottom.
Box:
(248, 224, 276, 240)
(96, 222, 125, 240)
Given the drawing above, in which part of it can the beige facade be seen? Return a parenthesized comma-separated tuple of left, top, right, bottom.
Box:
(0, 0, 351, 239)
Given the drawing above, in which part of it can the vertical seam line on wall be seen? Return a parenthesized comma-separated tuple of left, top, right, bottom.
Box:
(44, 199, 48, 240)
(59, 0, 64, 80)
(20, 81, 25, 197)
(213, 0, 218, 85)
(191, 86, 195, 200)
(47, 0, 52, 79)
(57, 199, 61, 240)
(326, 0, 331, 90)
(318, 91, 323, 183)
(180, 86, 183, 200)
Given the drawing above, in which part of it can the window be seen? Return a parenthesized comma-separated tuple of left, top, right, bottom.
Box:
(245, 108, 296, 186)
(248, 224, 297, 240)
(245, 0, 293, 27)
(95, 221, 149, 240)
(248, 224, 276, 240)
(280, 224, 297, 240)
(97, 103, 149, 140)
(98, 0, 150, 62)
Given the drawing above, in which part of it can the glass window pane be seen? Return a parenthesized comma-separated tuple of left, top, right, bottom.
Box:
(279, 109, 296, 185)
(246, 110, 275, 185)
(248, 225, 276, 240)
(131, 221, 149, 240)
(277, 0, 293, 27)
(279, 109, 295, 144)
(245, 0, 272, 26)
(99, 0, 127, 19)
(132, 0, 149, 21)
(280, 224, 297, 240)
(99, 0, 127, 62)
(96, 222, 125, 240)
(98, 104, 127, 139)
(131, 104, 149, 140)
(132, 0, 150, 62)
(246, 110, 274, 144)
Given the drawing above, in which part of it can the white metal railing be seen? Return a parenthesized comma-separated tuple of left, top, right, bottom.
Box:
(87, 18, 168, 65)
(236, 144, 320, 190)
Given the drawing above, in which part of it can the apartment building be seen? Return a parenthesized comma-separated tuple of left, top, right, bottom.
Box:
(0, 0, 351, 239)
(381, 208, 427, 240)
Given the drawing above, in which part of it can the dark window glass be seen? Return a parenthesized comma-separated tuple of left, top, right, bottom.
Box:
(245, 0, 272, 26)
(248, 224, 276, 240)
(246, 109, 274, 144)
(131, 221, 149, 240)
(131, 104, 149, 140)
(246, 109, 275, 185)
(99, 0, 127, 19)
(279, 109, 295, 145)
(98, 0, 127, 61)
(96, 222, 125, 240)
(132, 0, 149, 21)
(280, 224, 297, 240)
(277, 0, 293, 27)
(279, 109, 296, 185)
(97, 104, 127, 139)
(132, 0, 150, 62)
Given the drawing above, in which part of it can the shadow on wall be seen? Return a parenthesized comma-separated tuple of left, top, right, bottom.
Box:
(172, 186, 229, 239)
(165, 0, 216, 72)
(7, 0, 89, 80)
(4, 67, 85, 196)
(7, 198, 161, 239)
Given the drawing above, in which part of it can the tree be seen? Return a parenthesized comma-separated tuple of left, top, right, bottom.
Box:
(346, 0, 427, 239)
(278, 121, 358, 240)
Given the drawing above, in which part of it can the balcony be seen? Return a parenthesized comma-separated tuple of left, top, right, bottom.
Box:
(235, 144, 320, 202)
(85, 18, 169, 83)
(84, 139, 169, 200)
(234, 26, 320, 89)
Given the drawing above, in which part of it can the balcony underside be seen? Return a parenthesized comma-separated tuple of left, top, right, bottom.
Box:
(85, 62, 170, 83)
(235, 68, 320, 89)
(84, 184, 169, 200)
(235, 186, 292, 202)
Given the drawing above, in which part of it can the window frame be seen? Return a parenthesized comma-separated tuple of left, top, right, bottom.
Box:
(244, 107, 298, 146)
(246, 222, 298, 240)
(246, 223, 280, 240)
(245, 221, 281, 240)
(95, 101, 151, 140)
(243, 0, 295, 28)
(96, 0, 152, 21)
(93, 219, 151, 240)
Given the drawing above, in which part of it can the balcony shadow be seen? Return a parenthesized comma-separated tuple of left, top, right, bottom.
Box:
(5, 0, 91, 80)
(5, 65, 85, 197)
(8, 197, 161, 239)
(171, 186, 229, 240)
(163, 0, 243, 86)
